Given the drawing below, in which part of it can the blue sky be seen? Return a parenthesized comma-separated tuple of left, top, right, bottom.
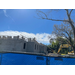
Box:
(0, 9, 74, 45)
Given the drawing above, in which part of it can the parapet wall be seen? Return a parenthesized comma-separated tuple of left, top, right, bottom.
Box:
(0, 36, 46, 47)
(28, 38, 39, 44)
(0, 36, 25, 40)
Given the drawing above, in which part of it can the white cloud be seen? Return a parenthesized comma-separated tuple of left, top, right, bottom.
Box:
(3, 9, 15, 22)
(0, 31, 54, 44)
(3, 9, 8, 17)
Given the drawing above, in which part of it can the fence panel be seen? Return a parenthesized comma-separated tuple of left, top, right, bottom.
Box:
(0, 53, 75, 65)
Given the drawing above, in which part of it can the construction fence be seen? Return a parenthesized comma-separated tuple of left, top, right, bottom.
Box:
(0, 52, 75, 65)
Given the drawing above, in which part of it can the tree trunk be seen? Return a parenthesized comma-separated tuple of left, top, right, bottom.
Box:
(73, 46, 75, 55)
(73, 29, 75, 55)
(69, 20, 75, 55)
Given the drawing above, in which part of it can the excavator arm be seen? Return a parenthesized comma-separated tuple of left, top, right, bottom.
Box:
(57, 45, 62, 53)
(57, 44, 70, 54)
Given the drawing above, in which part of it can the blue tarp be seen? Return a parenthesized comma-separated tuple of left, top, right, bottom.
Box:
(0, 53, 75, 65)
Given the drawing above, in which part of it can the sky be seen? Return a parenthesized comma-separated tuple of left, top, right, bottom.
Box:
(0, 9, 75, 45)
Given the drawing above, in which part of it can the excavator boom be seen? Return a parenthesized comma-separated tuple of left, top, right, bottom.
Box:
(57, 44, 73, 54)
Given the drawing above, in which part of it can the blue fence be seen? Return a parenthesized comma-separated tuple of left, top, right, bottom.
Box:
(0, 53, 75, 65)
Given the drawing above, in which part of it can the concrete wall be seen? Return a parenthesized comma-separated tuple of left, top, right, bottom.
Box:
(39, 45, 44, 53)
(34, 42, 40, 53)
(26, 42, 34, 52)
(26, 38, 47, 54)
(13, 39, 27, 52)
(39, 44, 47, 54)
(0, 37, 14, 51)
(29, 41, 47, 54)
(43, 45, 47, 54)
(0, 36, 47, 54)
(0, 36, 27, 52)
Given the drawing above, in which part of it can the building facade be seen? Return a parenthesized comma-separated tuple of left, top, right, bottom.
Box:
(0, 36, 47, 54)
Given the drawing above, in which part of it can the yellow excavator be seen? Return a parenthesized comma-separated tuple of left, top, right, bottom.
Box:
(57, 44, 74, 55)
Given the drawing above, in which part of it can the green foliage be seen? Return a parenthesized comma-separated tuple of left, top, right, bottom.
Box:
(48, 37, 69, 53)
(56, 37, 68, 44)
(50, 40, 60, 53)
(59, 48, 68, 54)
(47, 45, 53, 53)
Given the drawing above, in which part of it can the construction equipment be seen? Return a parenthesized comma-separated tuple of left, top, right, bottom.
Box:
(47, 47, 54, 53)
(57, 44, 74, 55)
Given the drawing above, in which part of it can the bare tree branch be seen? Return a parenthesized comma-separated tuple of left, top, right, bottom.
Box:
(37, 10, 69, 22)
(38, 10, 48, 18)
(36, 10, 47, 18)
(65, 9, 75, 35)
(52, 23, 74, 47)
(65, 9, 68, 12)
(64, 30, 71, 39)
(65, 39, 73, 49)
(42, 17, 69, 22)
(69, 9, 73, 15)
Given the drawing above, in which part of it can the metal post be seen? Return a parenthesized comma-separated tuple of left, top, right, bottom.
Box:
(0, 53, 2, 65)
(46, 56, 50, 65)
